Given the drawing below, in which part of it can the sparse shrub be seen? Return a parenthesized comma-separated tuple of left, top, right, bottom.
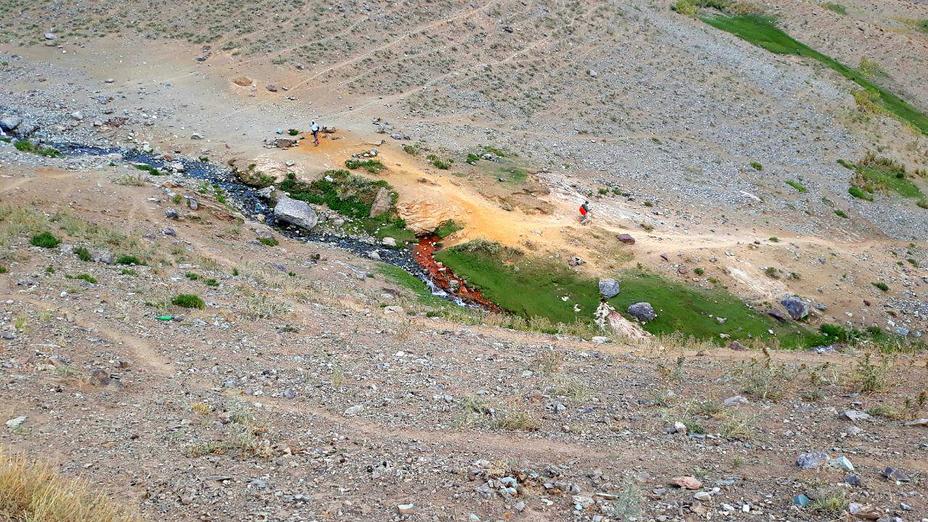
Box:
(115, 254, 143, 265)
(466, 153, 480, 165)
(848, 186, 873, 201)
(30, 232, 60, 248)
(872, 281, 889, 292)
(720, 413, 756, 440)
(258, 236, 279, 247)
(69, 273, 97, 284)
(73, 246, 92, 261)
(672, 0, 698, 16)
(191, 402, 211, 414)
(426, 154, 451, 170)
(693, 267, 705, 276)
(604, 476, 642, 519)
(852, 89, 882, 114)
(493, 409, 540, 431)
(810, 488, 849, 516)
(854, 353, 890, 393)
(834, 209, 849, 218)
(0, 266, 7, 274)
(764, 266, 779, 279)
(786, 179, 807, 193)
(344, 158, 385, 173)
(823, 2, 846, 15)
(14, 139, 61, 157)
(734, 355, 795, 401)
(133, 163, 161, 176)
(749, 161, 763, 171)
(402, 144, 419, 155)
(0, 448, 137, 520)
(172, 294, 205, 309)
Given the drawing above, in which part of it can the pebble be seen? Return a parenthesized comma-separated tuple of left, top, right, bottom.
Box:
(5, 416, 27, 429)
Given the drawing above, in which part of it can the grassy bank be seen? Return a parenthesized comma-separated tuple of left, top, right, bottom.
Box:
(840, 153, 925, 203)
(434, 241, 814, 346)
(278, 170, 415, 244)
(701, 14, 928, 135)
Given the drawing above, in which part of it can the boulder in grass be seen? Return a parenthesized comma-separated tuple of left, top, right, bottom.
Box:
(780, 296, 810, 321)
(598, 278, 620, 299)
(273, 196, 318, 231)
(627, 302, 656, 323)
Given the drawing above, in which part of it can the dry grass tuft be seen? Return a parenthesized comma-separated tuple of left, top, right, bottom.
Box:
(0, 447, 137, 521)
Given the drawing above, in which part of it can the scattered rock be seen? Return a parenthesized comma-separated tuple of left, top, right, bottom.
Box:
(617, 233, 636, 245)
(627, 302, 656, 323)
(881, 467, 910, 482)
(266, 84, 279, 92)
(844, 410, 871, 422)
(274, 137, 298, 149)
(724, 395, 748, 407)
(670, 476, 702, 490)
(369, 187, 392, 218)
(796, 451, 828, 469)
(344, 405, 364, 416)
(598, 278, 620, 299)
(5, 416, 26, 430)
(780, 296, 810, 320)
(274, 196, 318, 231)
(828, 455, 855, 472)
(165, 208, 180, 220)
(0, 115, 22, 132)
(397, 504, 415, 515)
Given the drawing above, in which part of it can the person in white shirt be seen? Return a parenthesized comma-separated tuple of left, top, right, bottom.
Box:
(310, 121, 320, 146)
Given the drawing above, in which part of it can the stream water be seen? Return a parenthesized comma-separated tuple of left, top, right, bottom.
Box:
(53, 142, 463, 304)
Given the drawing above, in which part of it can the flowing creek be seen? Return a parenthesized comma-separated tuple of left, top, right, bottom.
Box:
(54, 142, 477, 307)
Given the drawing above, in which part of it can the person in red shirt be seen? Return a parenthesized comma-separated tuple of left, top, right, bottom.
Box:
(579, 200, 591, 224)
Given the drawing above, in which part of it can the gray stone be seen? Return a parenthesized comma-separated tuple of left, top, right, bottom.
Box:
(369, 187, 392, 218)
(598, 278, 620, 299)
(796, 451, 828, 469)
(382, 237, 397, 247)
(844, 410, 871, 422)
(165, 208, 180, 219)
(724, 395, 748, 407)
(627, 302, 656, 323)
(6, 416, 26, 430)
(274, 196, 318, 231)
(344, 405, 364, 416)
(162, 227, 176, 237)
(780, 296, 810, 321)
(92, 249, 114, 265)
(828, 455, 855, 472)
(44, 32, 57, 40)
(0, 115, 22, 132)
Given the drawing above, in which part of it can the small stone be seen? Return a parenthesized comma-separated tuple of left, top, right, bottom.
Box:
(165, 208, 180, 219)
(382, 237, 397, 247)
(670, 476, 702, 490)
(5, 416, 26, 430)
(162, 227, 176, 237)
(844, 410, 871, 422)
(617, 233, 635, 245)
(793, 494, 810, 507)
(396, 504, 415, 515)
(828, 455, 854, 472)
(881, 467, 910, 482)
(796, 451, 828, 469)
(845, 474, 862, 487)
(344, 405, 363, 416)
(598, 278, 620, 299)
(627, 302, 656, 323)
(724, 395, 748, 407)
(694, 491, 711, 501)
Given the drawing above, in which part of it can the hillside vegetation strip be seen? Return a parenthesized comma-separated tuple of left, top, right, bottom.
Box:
(700, 14, 928, 135)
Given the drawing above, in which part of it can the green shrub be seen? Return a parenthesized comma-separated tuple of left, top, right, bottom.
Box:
(749, 161, 763, 171)
(872, 281, 889, 292)
(402, 144, 419, 156)
(133, 163, 162, 175)
(74, 246, 92, 262)
(466, 153, 480, 165)
(848, 186, 873, 201)
(115, 255, 143, 265)
(30, 232, 60, 248)
(344, 158, 385, 173)
(258, 237, 279, 246)
(823, 2, 846, 15)
(673, 0, 698, 16)
(785, 179, 807, 193)
(834, 209, 849, 218)
(426, 154, 451, 170)
(14, 140, 61, 157)
(69, 273, 97, 284)
(0, 265, 8, 274)
(172, 294, 205, 309)
(287, 129, 300, 136)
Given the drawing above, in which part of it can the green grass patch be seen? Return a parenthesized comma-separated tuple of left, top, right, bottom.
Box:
(435, 240, 812, 346)
(872, 281, 889, 292)
(287, 128, 300, 136)
(480, 145, 512, 158)
(14, 139, 61, 158)
(848, 186, 873, 201)
(115, 254, 144, 265)
(402, 144, 419, 156)
(426, 154, 452, 170)
(172, 294, 205, 309)
(133, 163, 162, 176)
(344, 158, 385, 174)
(434, 219, 463, 239)
(73, 246, 92, 262)
(785, 179, 807, 193)
(30, 232, 60, 248)
(258, 236, 279, 247)
(848, 153, 924, 200)
(278, 171, 415, 244)
(66, 273, 97, 284)
(749, 161, 763, 171)
(834, 209, 849, 218)
(498, 166, 528, 183)
(701, 14, 928, 135)
(823, 2, 846, 15)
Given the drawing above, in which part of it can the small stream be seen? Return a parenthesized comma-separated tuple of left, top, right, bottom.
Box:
(53, 142, 461, 303)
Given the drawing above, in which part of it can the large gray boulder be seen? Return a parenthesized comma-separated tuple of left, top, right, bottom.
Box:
(598, 278, 620, 299)
(274, 196, 318, 230)
(0, 115, 21, 132)
(627, 302, 656, 323)
(780, 296, 809, 321)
